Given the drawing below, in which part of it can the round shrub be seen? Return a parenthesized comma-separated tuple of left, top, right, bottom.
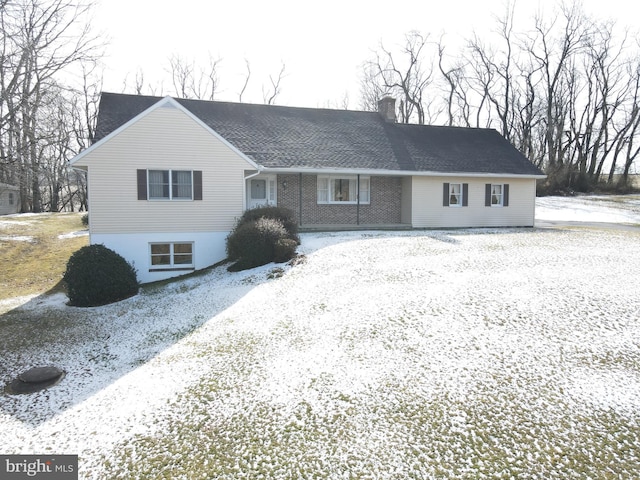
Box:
(63, 244, 138, 307)
(81, 213, 89, 226)
(237, 206, 300, 244)
(227, 217, 289, 271)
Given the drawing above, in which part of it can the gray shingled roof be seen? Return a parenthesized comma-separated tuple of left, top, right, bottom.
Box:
(94, 92, 544, 176)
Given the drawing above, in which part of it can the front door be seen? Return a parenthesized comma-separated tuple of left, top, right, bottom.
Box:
(248, 176, 276, 209)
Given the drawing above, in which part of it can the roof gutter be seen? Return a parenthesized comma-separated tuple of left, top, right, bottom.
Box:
(244, 170, 263, 180)
(260, 167, 546, 180)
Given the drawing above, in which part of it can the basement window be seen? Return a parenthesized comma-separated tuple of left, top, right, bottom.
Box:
(149, 242, 194, 271)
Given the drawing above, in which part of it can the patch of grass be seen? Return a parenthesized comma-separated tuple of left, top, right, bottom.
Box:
(0, 308, 79, 355)
(102, 366, 640, 479)
(590, 194, 640, 205)
(0, 213, 87, 301)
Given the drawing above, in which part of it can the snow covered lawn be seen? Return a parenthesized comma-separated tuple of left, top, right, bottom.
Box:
(1, 196, 639, 478)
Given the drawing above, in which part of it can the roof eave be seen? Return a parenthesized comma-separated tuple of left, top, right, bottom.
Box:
(260, 166, 546, 179)
(68, 96, 261, 170)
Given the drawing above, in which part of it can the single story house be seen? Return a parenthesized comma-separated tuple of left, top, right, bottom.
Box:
(70, 92, 545, 283)
(0, 183, 20, 215)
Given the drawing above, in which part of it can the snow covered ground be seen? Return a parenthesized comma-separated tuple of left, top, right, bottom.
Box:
(0, 196, 639, 479)
(536, 194, 640, 224)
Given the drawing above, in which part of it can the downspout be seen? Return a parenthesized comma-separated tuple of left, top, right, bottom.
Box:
(357, 174, 360, 225)
(299, 173, 303, 226)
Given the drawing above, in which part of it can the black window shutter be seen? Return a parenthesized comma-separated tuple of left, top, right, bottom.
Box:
(137, 169, 147, 200)
(462, 183, 469, 206)
(193, 171, 203, 200)
(443, 183, 450, 206)
(485, 184, 491, 206)
(503, 184, 509, 206)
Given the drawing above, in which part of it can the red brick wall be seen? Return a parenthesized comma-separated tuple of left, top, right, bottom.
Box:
(277, 174, 402, 226)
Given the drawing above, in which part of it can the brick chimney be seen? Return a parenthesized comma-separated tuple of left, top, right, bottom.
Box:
(377, 96, 396, 122)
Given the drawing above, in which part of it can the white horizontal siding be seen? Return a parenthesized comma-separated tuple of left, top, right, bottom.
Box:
(84, 106, 249, 234)
(411, 177, 536, 228)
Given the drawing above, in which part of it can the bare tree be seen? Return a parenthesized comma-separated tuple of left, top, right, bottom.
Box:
(566, 21, 630, 183)
(262, 62, 286, 105)
(608, 58, 640, 185)
(168, 54, 194, 98)
(238, 58, 251, 102)
(359, 61, 387, 111)
(524, 2, 591, 168)
(437, 38, 469, 127)
(168, 53, 221, 100)
(466, 2, 518, 139)
(0, 0, 101, 212)
(363, 31, 434, 124)
(511, 61, 545, 165)
(121, 68, 163, 96)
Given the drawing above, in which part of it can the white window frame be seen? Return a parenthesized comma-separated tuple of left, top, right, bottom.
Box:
(490, 184, 504, 207)
(148, 170, 193, 201)
(449, 183, 463, 207)
(149, 242, 195, 270)
(317, 175, 370, 205)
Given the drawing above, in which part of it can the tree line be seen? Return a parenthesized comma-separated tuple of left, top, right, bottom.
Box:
(0, 0, 289, 213)
(1, 0, 637, 214)
(360, 1, 640, 193)
(0, 0, 99, 213)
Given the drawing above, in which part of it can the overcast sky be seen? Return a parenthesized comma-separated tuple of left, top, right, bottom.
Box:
(92, 0, 640, 109)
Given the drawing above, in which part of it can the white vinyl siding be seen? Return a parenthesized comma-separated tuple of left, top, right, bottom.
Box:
(412, 177, 536, 228)
(79, 105, 253, 234)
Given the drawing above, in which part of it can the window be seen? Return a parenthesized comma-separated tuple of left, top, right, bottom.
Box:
(148, 170, 192, 200)
(138, 169, 202, 201)
(150, 242, 194, 270)
(359, 178, 370, 203)
(491, 184, 503, 206)
(485, 183, 509, 207)
(9, 192, 14, 205)
(317, 176, 370, 204)
(449, 183, 462, 206)
(443, 182, 468, 207)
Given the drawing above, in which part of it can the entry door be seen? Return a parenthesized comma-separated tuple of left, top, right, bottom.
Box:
(248, 177, 276, 209)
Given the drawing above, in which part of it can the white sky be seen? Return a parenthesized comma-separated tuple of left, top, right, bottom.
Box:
(92, 0, 640, 109)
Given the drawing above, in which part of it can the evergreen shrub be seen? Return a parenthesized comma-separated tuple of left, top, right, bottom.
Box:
(63, 244, 138, 307)
(236, 206, 300, 243)
(226, 205, 301, 271)
(273, 238, 298, 263)
(227, 217, 289, 271)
